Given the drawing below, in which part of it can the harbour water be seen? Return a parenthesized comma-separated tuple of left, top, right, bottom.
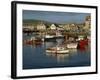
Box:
(23, 34, 90, 69)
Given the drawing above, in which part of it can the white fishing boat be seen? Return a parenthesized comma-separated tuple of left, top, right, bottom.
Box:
(67, 43, 78, 49)
(76, 35, 84, 41)
(45, 35, 54, 38)
(43, 35, 56, 41)
(46, 46, 69, 54)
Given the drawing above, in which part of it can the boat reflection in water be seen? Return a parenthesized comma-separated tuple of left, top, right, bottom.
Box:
(45, 52, 69, 62)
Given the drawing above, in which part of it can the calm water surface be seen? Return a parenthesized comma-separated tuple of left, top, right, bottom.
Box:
(23, 34, 90, 69)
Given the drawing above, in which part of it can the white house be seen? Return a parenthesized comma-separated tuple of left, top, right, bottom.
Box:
(50, 24, 57, 30)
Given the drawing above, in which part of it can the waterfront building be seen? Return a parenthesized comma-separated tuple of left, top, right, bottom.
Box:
(70, 24, 78, 32)
(83, 16, 91, 32)
(36, 22, 46, 30)
(63, 24, 71, 31)
(76, 23, 85, 32)
(50, 24, 57, 30)
(61, 24, 78, 32)
(23, 24, 35, 30)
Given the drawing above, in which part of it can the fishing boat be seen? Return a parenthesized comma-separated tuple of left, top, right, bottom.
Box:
(46, 46, 69, 54)
(43, 35, 56, 41)
(67, 43, 78, 49)
(45, 35, 54, 38)
(76, 35, 84, 41)
(24, 37, 43, 45)
(78, 39, 89, 49)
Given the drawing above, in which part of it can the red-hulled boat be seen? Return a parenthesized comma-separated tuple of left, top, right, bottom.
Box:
(78, 39, 89, 50)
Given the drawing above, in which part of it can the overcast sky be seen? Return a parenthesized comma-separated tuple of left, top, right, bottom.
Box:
(23, 10, 90, 24)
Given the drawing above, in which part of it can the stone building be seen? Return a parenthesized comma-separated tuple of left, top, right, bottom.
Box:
(83, 16, 91, 31)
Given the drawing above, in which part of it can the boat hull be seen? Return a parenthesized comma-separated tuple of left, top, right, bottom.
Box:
(24, 39, 42, 45)
(46, 50, 69, 54)
(67, 43, 78, 49)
